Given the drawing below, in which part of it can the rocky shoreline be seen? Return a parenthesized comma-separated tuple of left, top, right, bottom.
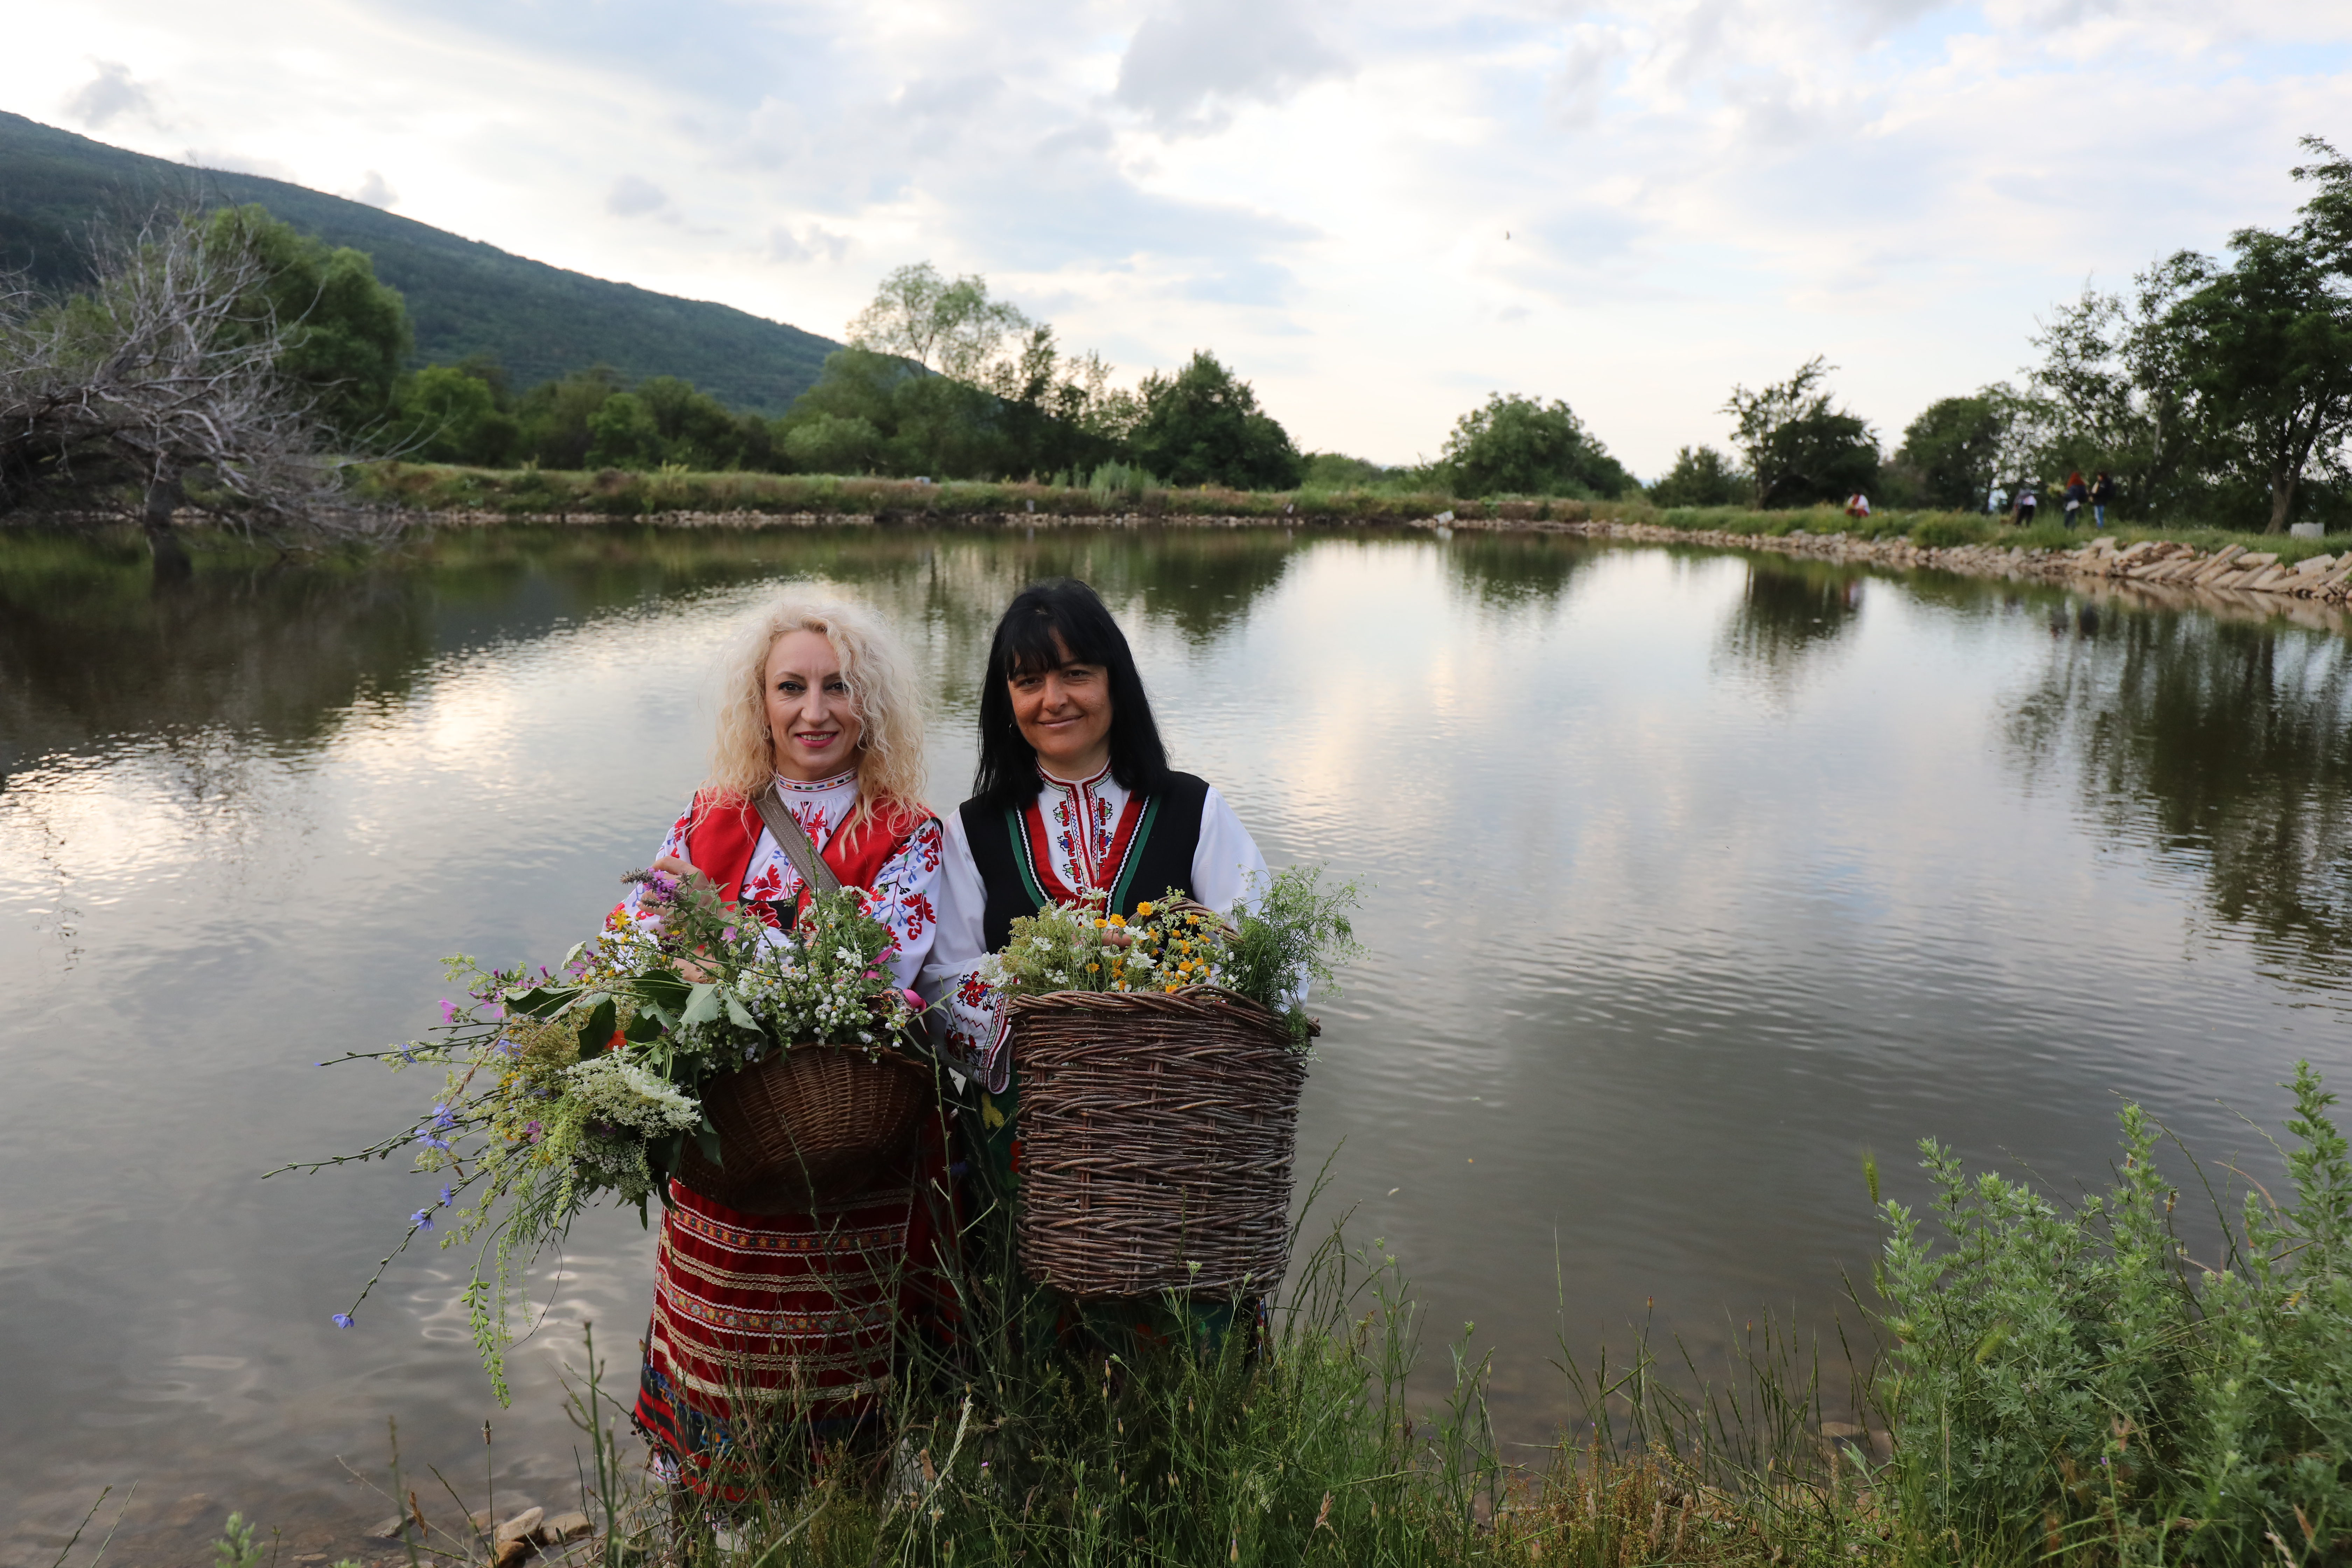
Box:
(1497, 518, 2352, 632)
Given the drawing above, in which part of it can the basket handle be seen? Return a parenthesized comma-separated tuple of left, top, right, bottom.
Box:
(751, 783, 844, 903)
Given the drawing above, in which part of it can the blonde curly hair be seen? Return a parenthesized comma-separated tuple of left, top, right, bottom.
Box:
(706, 594, 929, 828)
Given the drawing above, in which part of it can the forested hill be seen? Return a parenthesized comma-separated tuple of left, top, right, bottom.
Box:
(0, 112, 840, 412)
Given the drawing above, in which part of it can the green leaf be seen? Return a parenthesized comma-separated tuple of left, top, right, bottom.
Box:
(694, 1125, 723, 1167)
(621, 1008, 666, 1043)
(681, 983, 724, 1026)
(723, 994, 760, 1031)
(633, 973, 692, 1013)
(505, 985, 573, 1018)
(576, 998, 617, 1060)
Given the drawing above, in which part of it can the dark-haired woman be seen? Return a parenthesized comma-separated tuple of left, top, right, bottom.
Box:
(919, 579, 1269, 1345)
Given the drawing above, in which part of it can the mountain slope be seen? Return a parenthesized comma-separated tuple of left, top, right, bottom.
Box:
(0, 112, 841, 413)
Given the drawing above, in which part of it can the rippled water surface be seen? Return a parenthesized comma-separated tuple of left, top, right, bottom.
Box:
(5, 524, 2350, 1561)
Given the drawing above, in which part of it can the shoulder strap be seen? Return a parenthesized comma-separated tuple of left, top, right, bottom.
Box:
(751, 785, 843, 896)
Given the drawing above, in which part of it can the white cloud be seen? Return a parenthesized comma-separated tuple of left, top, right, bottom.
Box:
(63, 59, 159, 130)
(347, 169, 398, 208)
(605, 174, 669, 218)
(1116, 0, 1351, 133)
(5, 0, 2349, 474)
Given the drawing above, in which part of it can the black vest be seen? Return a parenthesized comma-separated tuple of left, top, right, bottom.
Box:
(960, 772, 1210, 951)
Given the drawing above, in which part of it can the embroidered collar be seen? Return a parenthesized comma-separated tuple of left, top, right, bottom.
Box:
(775, 768, 859, 794)
(1037, 759, 1114, 792)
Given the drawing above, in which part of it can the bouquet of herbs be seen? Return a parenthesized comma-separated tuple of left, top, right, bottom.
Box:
(980, 865, 1362, 1045)
(283, 868, 922, 1402)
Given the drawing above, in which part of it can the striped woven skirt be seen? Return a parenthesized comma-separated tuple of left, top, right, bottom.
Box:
(633, 1128, 952, 1491)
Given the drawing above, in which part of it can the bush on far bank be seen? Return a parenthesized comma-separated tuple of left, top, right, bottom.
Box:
(333, 463, 2348, 565)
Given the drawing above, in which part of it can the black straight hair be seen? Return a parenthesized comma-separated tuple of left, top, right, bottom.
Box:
(972, 578, 1171, 811)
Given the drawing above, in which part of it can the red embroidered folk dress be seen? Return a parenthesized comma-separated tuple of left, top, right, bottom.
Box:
(623, 770, 947, 1486)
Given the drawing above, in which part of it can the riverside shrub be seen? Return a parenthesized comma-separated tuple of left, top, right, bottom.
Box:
(1872, 1064, 2352, 1565)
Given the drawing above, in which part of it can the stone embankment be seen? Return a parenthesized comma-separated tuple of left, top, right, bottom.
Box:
(1524, 518, 2352, 625)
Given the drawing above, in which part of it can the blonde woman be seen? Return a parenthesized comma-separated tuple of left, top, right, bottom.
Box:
(625, 594, 948, 1494)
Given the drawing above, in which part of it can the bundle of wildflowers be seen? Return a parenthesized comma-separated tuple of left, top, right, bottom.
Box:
(981, 866, 1362, 1046)
(280, 868, 923, 1404)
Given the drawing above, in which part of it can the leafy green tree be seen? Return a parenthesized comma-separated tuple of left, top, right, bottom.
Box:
(1646, 444, 1746, 506)
(983, 325, 1136, 478)
(777, 347, 1009, 477)
(2022, 138, 2352, 530)
(198, 205, 410, 444)
(584, 391, 660, 469)
(1722, 358, 1880, 508)
(1128, 352, 1303, 490)
(1436, 393, 1631, 498)
(513, 366, 623, 468)
(782, 413, 884, 473)
(386, 364, 514, 464)
(1300, 453, 1397, 488)
(848, 262, 1033, 380)
(630, 376, 774, 469)
(2165, 230, 2352, 533)
(1885, 394, 2014, 511)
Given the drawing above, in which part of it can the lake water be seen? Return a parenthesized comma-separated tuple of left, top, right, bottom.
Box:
(5, 523, 2348, 1562)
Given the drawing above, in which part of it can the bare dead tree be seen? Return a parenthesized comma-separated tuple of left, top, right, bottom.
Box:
(0, 214, 390, 574)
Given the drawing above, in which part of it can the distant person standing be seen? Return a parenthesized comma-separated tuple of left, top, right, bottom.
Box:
(2015, 485, 2040, 527)
(1845, 492, 1871, 520)
(2090, 471, 2117, 529)
(1988, 483, 2009, 516)
(2063, 472, 2088, 528)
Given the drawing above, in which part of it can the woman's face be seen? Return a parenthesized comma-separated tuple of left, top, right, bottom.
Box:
(1009, 638, 1114, 779)
(764, 629, 863, 781)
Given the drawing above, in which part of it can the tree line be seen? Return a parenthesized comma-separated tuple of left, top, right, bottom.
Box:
(9, 135, 2350, 551)
(1652, 137, 2352, 534)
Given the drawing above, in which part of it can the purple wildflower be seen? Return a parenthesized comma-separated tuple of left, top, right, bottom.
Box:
(439, 1186, 456, 1207)
(411, 1209, 435, 1232)
(439, 999, 459, 1023)
(331, 1312, 355, 1329)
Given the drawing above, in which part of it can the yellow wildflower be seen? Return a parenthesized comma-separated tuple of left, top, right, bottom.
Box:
(1107, 913, 1127, 927)
(1135, 901, 1155, 917)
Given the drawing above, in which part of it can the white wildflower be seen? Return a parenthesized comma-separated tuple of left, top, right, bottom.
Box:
(562, 1054, 702, 1135)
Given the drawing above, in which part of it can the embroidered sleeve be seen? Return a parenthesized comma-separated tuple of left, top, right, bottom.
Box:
(917, 811, 1012, 1092)
(863, 816, 945, 992)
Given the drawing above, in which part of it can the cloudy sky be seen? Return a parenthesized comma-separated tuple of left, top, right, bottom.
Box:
(14, 0, 2351, 474)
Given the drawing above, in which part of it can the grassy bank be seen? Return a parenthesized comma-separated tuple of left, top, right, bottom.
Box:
(130, 1067, 2352, 1568)
(342, 462, 1470, 523)
(336, 464, 2347, 567)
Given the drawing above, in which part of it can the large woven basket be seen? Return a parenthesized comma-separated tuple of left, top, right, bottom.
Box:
(678, 1045, 932, 1213)
(1009, 989, 1310, 1299)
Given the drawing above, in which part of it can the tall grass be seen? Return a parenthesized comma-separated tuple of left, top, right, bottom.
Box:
(385, 1188, 1846, 1568)
(192, 1071, 2352, 1567)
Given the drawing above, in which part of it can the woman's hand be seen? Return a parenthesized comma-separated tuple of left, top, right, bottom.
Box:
(651, 854, 714, 894)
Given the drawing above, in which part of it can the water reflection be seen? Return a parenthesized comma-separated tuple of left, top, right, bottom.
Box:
(0, 525, 1328, 784)
(2007, 603, 2352, 974)
(5, 524, 2351, 1564)
(1712, 554, 1867, 686)
(1442, 530, 1595, 607)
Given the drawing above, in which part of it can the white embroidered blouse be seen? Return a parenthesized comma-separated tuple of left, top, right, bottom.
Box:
(626, 768, 945, 994)
(917, 761, 1269, 1090)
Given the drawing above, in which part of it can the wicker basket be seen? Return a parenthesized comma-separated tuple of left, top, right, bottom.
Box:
(1009, 989, 1310, 1299)
(677, 1045, 932, 1213)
